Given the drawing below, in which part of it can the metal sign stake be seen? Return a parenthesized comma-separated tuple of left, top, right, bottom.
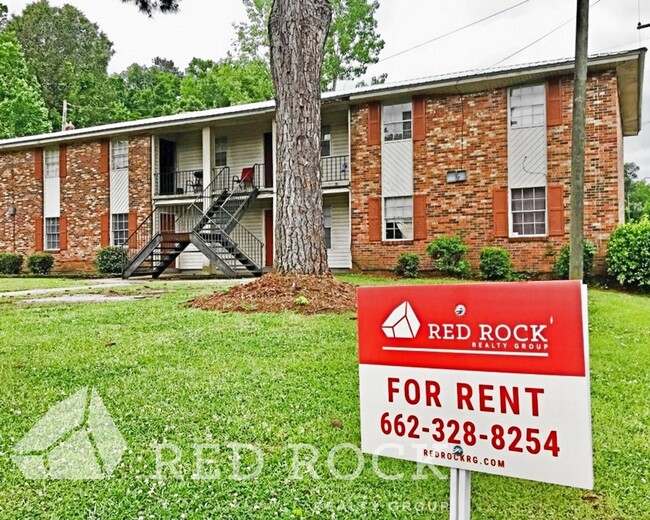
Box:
(449, 468, 471, 520)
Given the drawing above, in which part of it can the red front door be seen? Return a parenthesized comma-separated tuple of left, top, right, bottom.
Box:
(264, 209, 273, 267)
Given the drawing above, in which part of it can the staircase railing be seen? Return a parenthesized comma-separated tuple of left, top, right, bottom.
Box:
(121, 167, 230, 271)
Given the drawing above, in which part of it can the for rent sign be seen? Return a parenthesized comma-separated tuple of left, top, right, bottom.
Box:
(357, 281, 593, 489)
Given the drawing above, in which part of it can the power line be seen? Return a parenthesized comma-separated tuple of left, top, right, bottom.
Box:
(378, 0, 530, 64)
(492, 0, 603, 66)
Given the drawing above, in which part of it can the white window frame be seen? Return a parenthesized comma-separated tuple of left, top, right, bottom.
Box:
(384, 196, 413, 241)
(215, 136, 227, 167)
(44, 148, 59, 179)
(509, 84, 545, 129)
(45, 217, 60, 250)
(323, 205, 332, 249)
(383, 102, 412, 142)
(111, 213, 129, 246)
(321, 125, 331, 157)
(510, 187, 547, 237)
(111, 139, 129, 170)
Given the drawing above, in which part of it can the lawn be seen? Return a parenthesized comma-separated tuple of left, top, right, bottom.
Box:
(0, 277, 648, 519)
(0, 276, 100, 293)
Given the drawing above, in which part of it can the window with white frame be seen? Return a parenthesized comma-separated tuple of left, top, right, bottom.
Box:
(44, 148, 59, 178)
(511, 187, 546, 236)
(385, 196, 413, 240)
(510, 84, 545, 128)
(323, 206, 332, 249)
(112, 213, 129, 246)
(383, 103, 412, 142)
(111, 139, 129, 169)
(215, 136, 227, 167)
(45, 217, 60, 250)
(321, 125, 331, 157)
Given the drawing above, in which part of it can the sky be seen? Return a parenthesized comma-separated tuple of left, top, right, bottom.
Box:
(4, 0, 650, 180)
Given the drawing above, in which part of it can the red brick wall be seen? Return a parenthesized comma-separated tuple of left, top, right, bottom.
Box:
(0, 135, 152, 272)
(350, 70, 623, 274)
(0, 150, 43, 256)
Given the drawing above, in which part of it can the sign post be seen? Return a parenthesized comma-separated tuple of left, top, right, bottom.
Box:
(357, 281, 593, 518)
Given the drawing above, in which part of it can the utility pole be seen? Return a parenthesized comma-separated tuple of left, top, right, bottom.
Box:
(569, 0, 589, 280)
(62, 100, 68, 131)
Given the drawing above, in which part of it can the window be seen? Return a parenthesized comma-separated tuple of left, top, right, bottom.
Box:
(111, 140, 129, 169)
(510, 84, 545, 128)
(511, 187, 546, 236)
(321, 125, 331, 157)
(215, 137, 227, 167)
(45, 217, 60, 250)
(112, 213, 129, 246)
(44, 148, 59, 179)
(383, 103, 412, 142)
(323, 206, 332, 249)
(385, 196, 413, 240)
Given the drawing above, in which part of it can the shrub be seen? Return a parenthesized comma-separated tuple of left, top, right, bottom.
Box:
(394, 253, 420, 278)
(553, 241, 597, 280)
(479, 247, 513, 281)
(607, 218, 650, 287)
(95, 246, 128, 275)
(0, 253, 24, 274)
(27, 253, 54, 275)
(426, 236, 471, 277)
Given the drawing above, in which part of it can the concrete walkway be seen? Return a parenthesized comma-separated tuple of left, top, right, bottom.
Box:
(0, 277, 247, 298)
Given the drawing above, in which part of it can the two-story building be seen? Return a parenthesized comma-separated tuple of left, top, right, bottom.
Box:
(0, 48, 644, 277)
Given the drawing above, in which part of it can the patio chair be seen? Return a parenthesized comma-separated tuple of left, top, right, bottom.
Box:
(232, 167, 255, 190)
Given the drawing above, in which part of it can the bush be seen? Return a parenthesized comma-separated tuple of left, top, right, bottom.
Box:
(479, 247, 513, 281)
(95, 246, 128, 275)
(607, 218, 650, 287)
(27, 253, 54, 275)
(394, 253, 420, 278)
(553, 241, 597, 280)
(0, 253, 24, 274)
(426, 236, 471, 277)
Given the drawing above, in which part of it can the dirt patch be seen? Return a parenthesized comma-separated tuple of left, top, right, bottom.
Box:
(188, 273, 357, 314)
(19, 290, 165, 305)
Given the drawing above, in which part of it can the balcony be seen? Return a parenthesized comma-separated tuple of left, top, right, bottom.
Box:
(153, 156, 350, 198)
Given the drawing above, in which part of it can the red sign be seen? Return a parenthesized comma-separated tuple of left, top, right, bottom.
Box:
(357, 281, 593, 489)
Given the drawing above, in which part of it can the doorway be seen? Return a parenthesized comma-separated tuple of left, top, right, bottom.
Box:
(263, 132, 273, 188)
(159, 139, 176, 195)
(264, 209, 273, 267)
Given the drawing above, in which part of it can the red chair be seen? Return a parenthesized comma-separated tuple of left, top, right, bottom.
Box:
(232, 167, 255, 189)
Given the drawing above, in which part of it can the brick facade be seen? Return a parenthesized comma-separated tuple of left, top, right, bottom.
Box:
(0, 135, 152, 272)
(350, 70, 623, 274)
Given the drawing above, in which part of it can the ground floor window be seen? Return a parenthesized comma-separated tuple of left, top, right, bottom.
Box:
(385, 196, 413, 240)
(323, 206, 332, 249)
(45, 217, 60, 250)
(112, 213, 129, 246)
(511, 187, 546, 236)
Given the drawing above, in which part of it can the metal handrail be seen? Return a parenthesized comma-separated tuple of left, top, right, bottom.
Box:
(320, 155, 349, 183)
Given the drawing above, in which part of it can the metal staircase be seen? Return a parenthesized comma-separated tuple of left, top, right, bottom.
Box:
(121, 166, 264, 279)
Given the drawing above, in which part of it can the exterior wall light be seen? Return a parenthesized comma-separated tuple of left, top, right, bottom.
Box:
(446, 169, 467, 183)
(7, 206, 16, 216)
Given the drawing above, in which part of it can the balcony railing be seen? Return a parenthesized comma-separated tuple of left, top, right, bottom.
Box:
(154, 155, 349, 197)
(320, 155, 349, 183)
(154, 169, 204, 197)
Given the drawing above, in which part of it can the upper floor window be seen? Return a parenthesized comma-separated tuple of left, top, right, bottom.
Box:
(383, 103, 412, 142)
(215, 136, 227, 167)
(510, 84, 545, 128)
(111, 140, 129, 169)
(44, 148, 59, 179)
(321, 125, 331, 157)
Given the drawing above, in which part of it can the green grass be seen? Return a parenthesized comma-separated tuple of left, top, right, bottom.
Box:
(0, 277, 100, 293)
(0, 277, 648, 519)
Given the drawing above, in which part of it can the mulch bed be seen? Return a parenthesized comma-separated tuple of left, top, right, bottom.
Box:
(187, 272, 357, 314)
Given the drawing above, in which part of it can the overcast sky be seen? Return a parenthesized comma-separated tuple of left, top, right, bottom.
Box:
(4, 0, 650, 179)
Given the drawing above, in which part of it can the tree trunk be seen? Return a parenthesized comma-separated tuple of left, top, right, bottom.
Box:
(269, 0, 332, 275)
